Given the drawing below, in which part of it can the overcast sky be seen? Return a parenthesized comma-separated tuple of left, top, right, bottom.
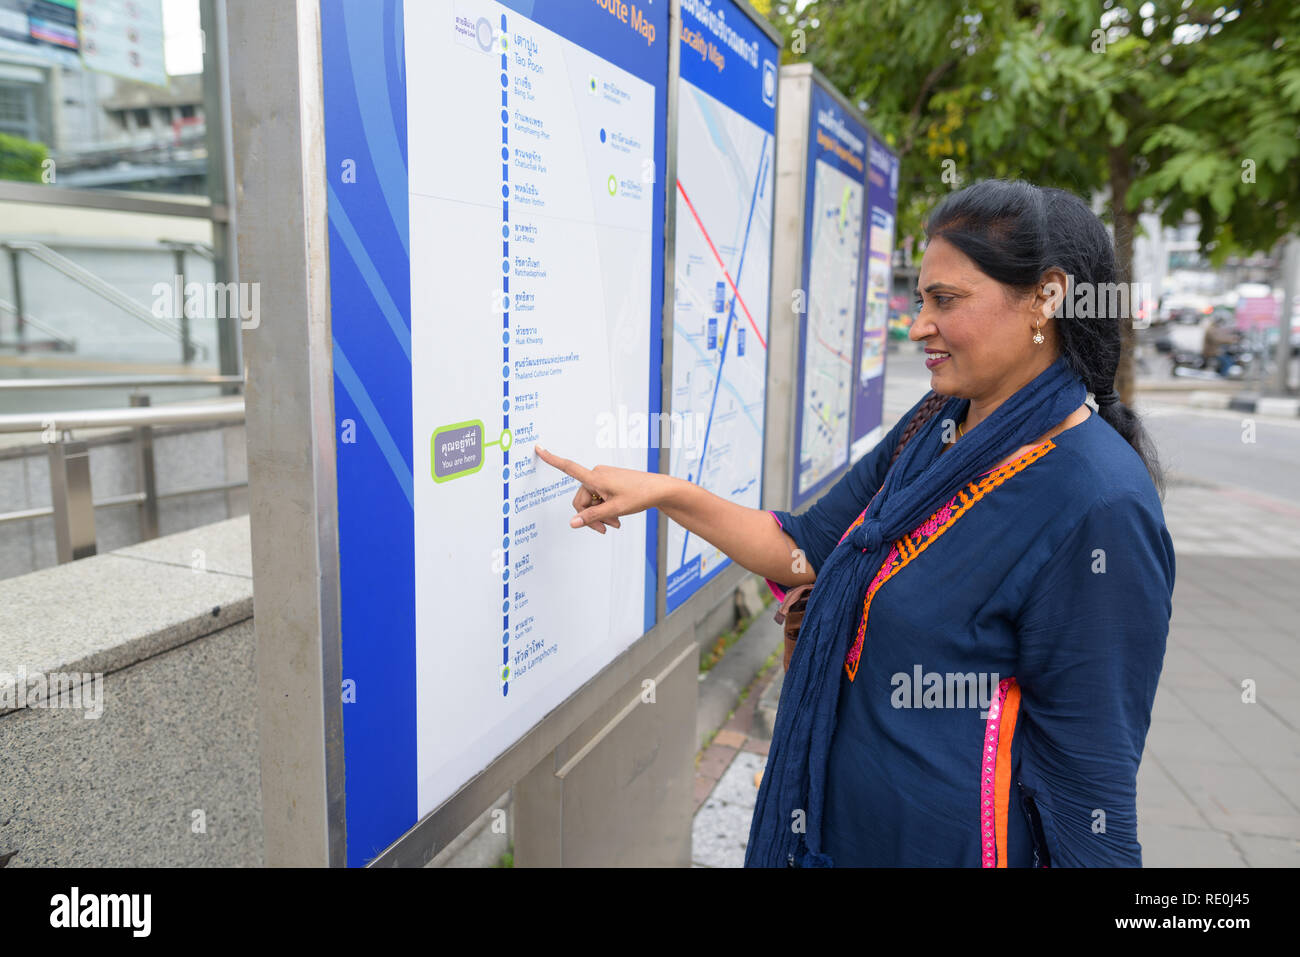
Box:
(163, 0, 202, 76)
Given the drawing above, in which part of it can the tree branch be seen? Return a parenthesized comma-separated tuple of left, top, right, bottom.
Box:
(900, 59, 956, 156)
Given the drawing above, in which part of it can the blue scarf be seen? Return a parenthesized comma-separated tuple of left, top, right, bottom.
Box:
(744, 355, 1086, 867)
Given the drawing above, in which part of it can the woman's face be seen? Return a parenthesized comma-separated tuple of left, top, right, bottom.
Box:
(909, 236, 1060, 408)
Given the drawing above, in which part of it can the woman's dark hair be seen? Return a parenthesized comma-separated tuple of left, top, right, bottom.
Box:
(923, 178, 1165, 496)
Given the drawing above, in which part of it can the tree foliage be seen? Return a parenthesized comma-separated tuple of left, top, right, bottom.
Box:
(0, 132, 47, 183)
(766, 0, 1299, 397)
(770, 0, 1300, 259)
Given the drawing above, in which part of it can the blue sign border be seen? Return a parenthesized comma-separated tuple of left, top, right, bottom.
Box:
(678, 0, 778, 131)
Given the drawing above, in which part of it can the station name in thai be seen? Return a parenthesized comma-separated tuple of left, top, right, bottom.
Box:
(590, 0, 657, 46)
(817, 108, 865, 155)
(815, 129, 864, 174)
(868, 139, 894, 174)
(680, 0, 760, 69)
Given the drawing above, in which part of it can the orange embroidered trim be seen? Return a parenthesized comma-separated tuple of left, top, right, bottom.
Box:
(843, 440, 1056, 681)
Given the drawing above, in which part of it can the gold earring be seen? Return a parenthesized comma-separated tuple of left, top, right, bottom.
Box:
(1033, 316, 1045, 345)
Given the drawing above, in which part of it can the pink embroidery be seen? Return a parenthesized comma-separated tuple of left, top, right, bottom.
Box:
(842, 493, 959, 677)
(980, 677, 1015, 867)
(844, 540, 903, 675)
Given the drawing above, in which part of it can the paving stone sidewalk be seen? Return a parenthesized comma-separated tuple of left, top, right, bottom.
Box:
(691, 664, 780, 868)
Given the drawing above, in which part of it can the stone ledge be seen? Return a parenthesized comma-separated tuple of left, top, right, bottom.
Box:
(0, 516, 253, 713)
(111, 514, 252, 578)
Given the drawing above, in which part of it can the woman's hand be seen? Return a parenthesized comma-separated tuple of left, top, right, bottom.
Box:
(535, 443, 807, 587)
(533, 445, 670, 534)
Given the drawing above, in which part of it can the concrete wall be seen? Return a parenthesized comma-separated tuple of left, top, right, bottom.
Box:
(0, 515, 259, 866)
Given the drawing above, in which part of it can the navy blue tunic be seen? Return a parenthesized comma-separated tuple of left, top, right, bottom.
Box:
(767, 405, 1175, 866)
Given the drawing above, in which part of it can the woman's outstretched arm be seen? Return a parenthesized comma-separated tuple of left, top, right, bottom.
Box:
(533, 445, 812, 588)
(659, 477, 812, 587)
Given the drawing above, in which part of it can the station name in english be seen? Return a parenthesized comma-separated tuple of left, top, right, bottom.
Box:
(591, 0, 656, 46)
(680, 25, 725, 72)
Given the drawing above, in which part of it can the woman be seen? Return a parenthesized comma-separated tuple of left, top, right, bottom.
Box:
(536, 179, 1174, 867)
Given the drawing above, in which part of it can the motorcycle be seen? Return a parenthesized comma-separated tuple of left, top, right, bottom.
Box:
(1170, 343, 1257, 380)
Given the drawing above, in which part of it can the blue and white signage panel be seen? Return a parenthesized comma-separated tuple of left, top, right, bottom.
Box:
(321, 0, 668, 866)
(849, 133, 899, 462)
(664, 0, 777, 614)
(789, 80, 869, 510)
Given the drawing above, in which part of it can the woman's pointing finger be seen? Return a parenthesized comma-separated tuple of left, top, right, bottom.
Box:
(534, 444, 598, 490)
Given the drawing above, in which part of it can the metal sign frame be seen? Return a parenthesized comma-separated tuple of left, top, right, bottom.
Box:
(848, 116, 901, 465)
(228, 0, 344, 867)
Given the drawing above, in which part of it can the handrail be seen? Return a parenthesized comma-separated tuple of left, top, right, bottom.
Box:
(0, 296, 77, 350)
(0, 479, 249, 528)
(3, 235, 215, 256)
(0, 180, 229, 222)
(0, 398, 245, 433)
(0, 374, 243, 390)
(161, 239, 216, 261)
(0, 240, 210, 359)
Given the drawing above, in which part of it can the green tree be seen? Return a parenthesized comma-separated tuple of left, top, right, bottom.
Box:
(769, 0, 1300, 401)
(0, 132, 47, 183)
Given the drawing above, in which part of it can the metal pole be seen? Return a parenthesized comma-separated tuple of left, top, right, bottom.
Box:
(201, 0, 243, 393)
(227, 0, 345, 867)
(130, 394, 160, 540)
(7, 247, 25, 354)
(173, 248, 194, 364)
(763, 66, 813, 513)
(1275, 236, 1299, 395)
(48, 437, 97, 562)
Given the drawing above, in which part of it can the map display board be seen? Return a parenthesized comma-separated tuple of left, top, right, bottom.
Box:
(790, 80, 869, 510)
(849, 133, 899, 462)
(665, 0, 777, 614)
(320, 0, 667, 866)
